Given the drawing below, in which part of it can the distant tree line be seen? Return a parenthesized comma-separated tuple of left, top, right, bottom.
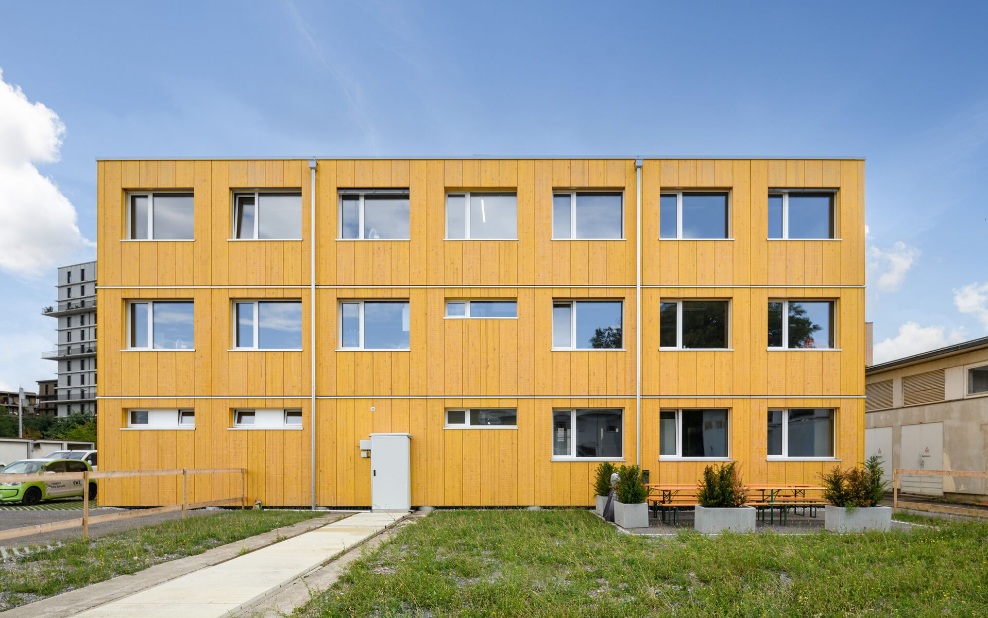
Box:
(0, 407, 96, 444)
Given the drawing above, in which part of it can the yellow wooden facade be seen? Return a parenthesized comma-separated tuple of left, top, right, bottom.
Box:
(96, 158, 865, 506)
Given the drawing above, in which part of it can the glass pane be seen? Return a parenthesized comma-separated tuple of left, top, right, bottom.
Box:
(552, 193, 571, 238)
(576, 301, 622, 349)
(285, 410, 302, 426)
(470, 301, 517, 318)
(257, 302, 302, 349)
(552, 303, 572, 348)
(257, 194, 302, 239)
(787, 193, 834, 239)
(445, 301, 466, 317)
(681, 301, 728, 349)
(446, 194, 466, 239)
(574, 193, 622, 239)
(681, 193, 727, 239)
(681, 409, 728, 457)
(469, 409, 517, 426)
(659, 302, 678, 348)
(363, 302, 410, 349)
(767, 301, 784, 347)
(768, 194, 783, 238)
(152, 194, 194, 239)
(235, 195, 256, 239)
(659, 194, 677, 238)
(131, 195, 149, 239)
(236, 303, 254, 348)
(363, 194, 410, 239)
(180, 410, 195, 425)
(341, 195, 359, 239)
(787, 409, 834, 457)
(446, 410, 466, 425)
(237, 411, 255, 426)
(767, 410, 783, 455)
(130, 303, 148, 348)
(152, 302, 194, 349)
(788, 301, 832, 348)
(969, 366, 988, 394)
(341, 303, 360, 347)
(575, 409, 622, 458)
(553, 411, 572, 456)
(131, 410, 149, 425)
(469, 193, 517, 239)
(660, 410, 677, 456)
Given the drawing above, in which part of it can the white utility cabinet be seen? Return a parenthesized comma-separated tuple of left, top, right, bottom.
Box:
(369, 433, 411, 512)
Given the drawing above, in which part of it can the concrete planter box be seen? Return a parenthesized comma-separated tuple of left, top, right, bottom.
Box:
(614, 500, 649, 529)
(694, 505, 757, 534)
(595, 495, 608, 516)
(825, 506, 892, 532)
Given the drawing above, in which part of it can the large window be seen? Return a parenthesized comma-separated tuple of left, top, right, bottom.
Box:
(128, 409, 195, 429)
(660, 409, 729, 458)
(233, 192, 302, 239)
(129, 193, 194, 240)
(659, 300, 729, 349)
(553, 301, 623, 349)
(768, 191, 835, 239)
(234, 301, 302, 350)
(339, 190, 410, 239)
(445, 300, 517, 319)
(768, 409, 834, 458)
(129, 301, 194, 350)
(660, 192, 729, 239)
(969, 365, 988, 395)
(233, 409, 303, 429)
(446, 192, 517, 239)
(552, 409, 622, 459)
(768, 300, 834, 349)
(340, 301, 410, 350)
(552, 192, 623, 239)
(445, 409, 517, 428)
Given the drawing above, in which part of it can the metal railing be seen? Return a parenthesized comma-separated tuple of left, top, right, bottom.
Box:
(42, 299, 96, 315)
(42, 345, 96, 359)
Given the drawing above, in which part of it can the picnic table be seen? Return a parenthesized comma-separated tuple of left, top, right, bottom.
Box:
(645, 483, 698, 524)
(748, 484, 827, 523)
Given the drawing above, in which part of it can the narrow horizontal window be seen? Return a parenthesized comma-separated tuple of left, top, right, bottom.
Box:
(552, 192, 623, 239)
(233, 192, 302, 239)
(660, 409, 729, 458)
(768, 300, 834, 349)
(128, 192, 194, 240)
(768, 190, 836, 239)
(127, 409, 194, 429)
(445, 300, 517, 318)
(768, 409, 834, 458)
(552, 301, 623, 349)
(233, 408, 302, 429)
(660, 300, 729, 349)
(552, 409, 623, 459)
(233, 301, 302, 350)
(660, 192, 729, 239)
(445, 408, 517, 428)
(339, 190, 410, 239)
(128, 301, 194, 350)
(340, 300, 410, 350)
(968, 365, 988, 395)
(446, 192, 517, 239)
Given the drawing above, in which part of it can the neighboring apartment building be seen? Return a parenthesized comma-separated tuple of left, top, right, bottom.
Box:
(866, 336, 988, 499)
(96, 158, 865, 507)
(35, 379, 58, 416)
(43, 261, 97, 417)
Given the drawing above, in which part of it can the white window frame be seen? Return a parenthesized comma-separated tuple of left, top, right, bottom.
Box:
(232, 300, 303, 351)
(126, 409, 195, 430)
(231, 408, 303, 430)
(767, 408, 837, 460)
(659, 409, 731, 461)
(767, 300, 836, 350)
(444, 300, 518, 319)
(127, 301, 195, 351)
(659, 191, 731, 240)
(552, 191, 624, 240)
(444, 408, 518, 429)
(659, 300, 731, 350)
(551, 408, 624, 461)
(337, 189, 411, 240)
(966, 363, 988, 397)
(231, 191, 303, 240)
(127, 192, 195, 240)
(445, 191, 518, 240)
(338, 300, 411, 351)
(552, 300, 624, 351)
(768, 189, 838, 240)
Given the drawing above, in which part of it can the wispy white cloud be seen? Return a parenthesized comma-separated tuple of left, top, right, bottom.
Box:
(954, 282, 988, 330)
(868, 241, 919, 293)
(0, 69, 91, 278)
(873, 321, 965, 365)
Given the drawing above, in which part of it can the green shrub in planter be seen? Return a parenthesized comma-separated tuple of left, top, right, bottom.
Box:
(593, 462, 617, 497)
(615, 465, 649, 504)
(696, 462, 748, 508)
(820, 455, 889, 508)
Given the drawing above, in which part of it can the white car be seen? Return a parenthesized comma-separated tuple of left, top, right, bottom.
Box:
(45, 450, 97, 470)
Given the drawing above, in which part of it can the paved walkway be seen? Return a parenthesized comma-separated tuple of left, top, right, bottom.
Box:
(61, 511, 404, 618)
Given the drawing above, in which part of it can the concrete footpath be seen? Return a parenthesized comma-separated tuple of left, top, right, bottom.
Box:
(3, 510, 408, 618)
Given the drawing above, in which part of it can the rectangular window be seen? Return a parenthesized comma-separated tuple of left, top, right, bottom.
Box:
(129, 193, 194, 240)
(660, 409, 729, 458)
(127, 409, 194, 429)
(660, 192, 729, 239)
(768, 300, 834, 349)
(768, 409, 835, 458)
(233, 192, 302, 239)
(768, 191, 835, 239)
(969, 365, 988, 395)
(446, 192, 517, 239)
(233, 409, 302, 429)
(552, 409, 622, 459)
(284, 409, 303, 426)
(339, 190, 410, 239)
(233, 301, 302, 350)
(445, 408, 518, 428)
(552, 301, 622, 349)
(128, 301, 194, 350)
(552, 192, 623, 239)
(659, 300, 729, 349)
(445, 300, 517, 318)
(339, 301, 410, 350)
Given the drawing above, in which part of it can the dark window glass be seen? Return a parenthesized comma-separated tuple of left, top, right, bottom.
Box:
(767, 410, 783, 455)
(786, 409, 834, 457)
(659, 302, 678, 347)
(681, 301, 728, 349)
(469, 409, 517, 426)
(152, 194, 194, 239)
(363, 195, 409, 239)
(340, 195, 360, 239)
(578, 301, 622, 349)
(575, 409, 622, 458)
(234, 195, 256, 239)
(659, 194, 678, 238)
(788, 301, 832, 348)
(131, 195, 149, 239)
(970, 366, 988, 394)
(552, 411, 571, 456)
(660, 410, 677, 456)
(681, 409, 728, 457)
(768, 301, 784, 347)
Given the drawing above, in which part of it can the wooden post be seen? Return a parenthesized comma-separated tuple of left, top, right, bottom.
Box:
(181, 469, 188, 520)
(82, 470, 90, 540)
(241, 468, 247, 509)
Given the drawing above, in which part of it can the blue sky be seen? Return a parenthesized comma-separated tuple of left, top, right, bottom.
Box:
(1, 0, 987, 390)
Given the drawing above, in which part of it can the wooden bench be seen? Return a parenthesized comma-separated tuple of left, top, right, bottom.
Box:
(748, 486, 827, 523)
(645, 484, 698, 525)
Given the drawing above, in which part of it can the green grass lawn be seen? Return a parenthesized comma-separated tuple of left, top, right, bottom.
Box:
(0, 509, 324, 611)
(297, 509, 988, 617)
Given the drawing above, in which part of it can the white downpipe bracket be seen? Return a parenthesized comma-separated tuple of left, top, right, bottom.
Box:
(309, 158, 317, 510)
(635, 158, 643, 469)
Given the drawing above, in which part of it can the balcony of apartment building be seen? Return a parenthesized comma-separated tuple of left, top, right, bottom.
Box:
(42, 298, 96, 317)
(51, 388, 97, 403)
(42, 342, 96, 360)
